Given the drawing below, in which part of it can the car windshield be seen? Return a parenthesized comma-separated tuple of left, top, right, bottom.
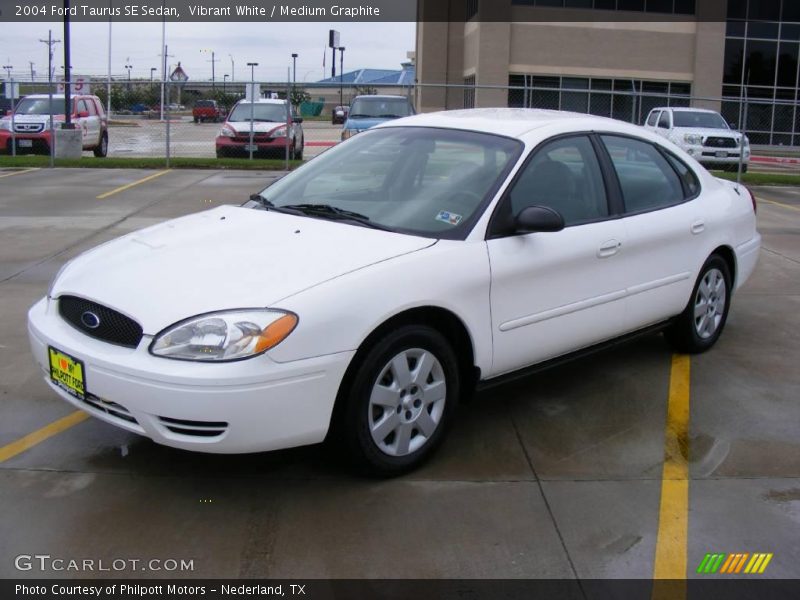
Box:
(349, 98, 413, 119)
(14, 97, 71, 116)
(252, 127, 522, 238)
(228, 103, 287, 122)
(672, 111, 729, 129)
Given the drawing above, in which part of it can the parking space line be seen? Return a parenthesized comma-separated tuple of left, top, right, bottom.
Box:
(0, 168, 40, 179)
(0, 411, 88, 464)
(652, 354, 690, 599)
(756, 196, 800, 212)
(96, 169, 172, 200)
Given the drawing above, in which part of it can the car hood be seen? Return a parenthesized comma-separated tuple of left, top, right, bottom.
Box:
(4, 114, 56, 125)
(225, 121, 287, 134)
(51, 205, 435, 334)
(673, 127, 741, 140)
(344, 117, 395, 130)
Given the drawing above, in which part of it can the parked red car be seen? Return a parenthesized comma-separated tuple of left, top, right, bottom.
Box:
(215, 99, 304, 159)
(0, 94, 108, 156)
(192, 99, 223, 123)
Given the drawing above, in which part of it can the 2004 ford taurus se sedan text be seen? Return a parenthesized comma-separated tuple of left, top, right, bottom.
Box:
(28, 109, 761, 475)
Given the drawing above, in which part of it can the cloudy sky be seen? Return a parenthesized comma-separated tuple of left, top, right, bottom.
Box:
(1, 21, 415, 82)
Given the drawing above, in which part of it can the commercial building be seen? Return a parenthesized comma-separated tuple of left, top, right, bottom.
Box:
(416, 0, 800, 145)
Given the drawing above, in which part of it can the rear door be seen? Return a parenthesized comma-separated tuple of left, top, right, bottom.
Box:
(597, 134, 706, 330)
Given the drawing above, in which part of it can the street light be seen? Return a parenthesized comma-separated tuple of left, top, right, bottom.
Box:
(338, 47, 345, 107)
(223, 73, 229, 95)
(125, 62, 133, 90)
(247, 62, 258, 160)
(150, 67, 157, 88)
(291, 53, 298, 87)
(229, 54, 235, 82)
(2, 64, 12, 78)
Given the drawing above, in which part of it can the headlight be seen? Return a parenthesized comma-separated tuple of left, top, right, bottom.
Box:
(683, 134, 703, 145)
(219, 126, 235, 137)
(271, 126, 287, 137)
(150, 310, 298, 362)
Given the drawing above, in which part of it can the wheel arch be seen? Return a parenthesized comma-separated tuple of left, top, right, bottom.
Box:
(710, 244, 737, 288)
(328, 306, 480, 437)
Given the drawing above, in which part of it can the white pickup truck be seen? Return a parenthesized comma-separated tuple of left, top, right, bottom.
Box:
(643, 107, 749, 172)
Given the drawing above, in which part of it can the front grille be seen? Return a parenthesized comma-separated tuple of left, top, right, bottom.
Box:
(58, 295, 143, 348)
(705, 137, 737, 149)
(83, 394, 138, 424)
(158, 416, 228, 438)
(14, 123, 44, 133)
(232, 134, 273, 142)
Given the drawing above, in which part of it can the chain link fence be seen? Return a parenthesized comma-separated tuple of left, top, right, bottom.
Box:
(2, 78, 799, 173)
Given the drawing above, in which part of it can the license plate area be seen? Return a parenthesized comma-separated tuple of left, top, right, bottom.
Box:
(244, 144, 258, 151)
(18, 139, 33, 147)
(715, 150, 728, 158)
(48, 346, 86, 400)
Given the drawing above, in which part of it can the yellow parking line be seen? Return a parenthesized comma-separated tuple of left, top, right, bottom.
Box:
(756, 196, 800, 212)
(0, 411, 88, 463)
(0, 167, 40, 179)
(96, 169, 171, 199)
(652, 354, 690, 600)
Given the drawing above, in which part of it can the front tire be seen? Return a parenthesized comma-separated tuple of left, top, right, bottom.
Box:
(339, 325, 460, 476)
(93, 132, 108, 157)
(664, 254, 732, 353)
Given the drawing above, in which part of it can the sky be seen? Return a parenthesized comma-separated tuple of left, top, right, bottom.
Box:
(1, 21, 416, 83)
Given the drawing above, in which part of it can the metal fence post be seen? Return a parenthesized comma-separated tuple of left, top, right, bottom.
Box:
(249, 82, 255, 161)
(10, 77, 16, 158)
(165, 81, 171, 168)
(285, 69, 290, 170)
(48, 77, 55, 167)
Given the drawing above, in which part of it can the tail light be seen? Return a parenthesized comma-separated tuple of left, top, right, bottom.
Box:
(744, 186, 757, 214)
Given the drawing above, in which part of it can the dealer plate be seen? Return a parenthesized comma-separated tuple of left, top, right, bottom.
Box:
(244, 144, 258, 151)
(48, 346, 86, 400)
(715, 151, 728, 158)
(18, 139, 33, 148)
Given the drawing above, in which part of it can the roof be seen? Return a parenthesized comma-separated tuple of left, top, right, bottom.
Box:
(235, 98, 287, 105)
(376, 108, 648, 139)
(316, 66, 415, 86)
(352, 94, 410, 101)
(652, 107, 719, 113)
(23, 94, 94, 99)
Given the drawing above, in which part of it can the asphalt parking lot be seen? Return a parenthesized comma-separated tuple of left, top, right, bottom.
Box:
(0, 168, 798, 584)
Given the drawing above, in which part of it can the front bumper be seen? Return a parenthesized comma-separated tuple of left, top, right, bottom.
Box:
(28, 297, 353, 454)
(216, 136, 291, 155)
(0, 130, 52, 154)
(682, 143, 750, 166)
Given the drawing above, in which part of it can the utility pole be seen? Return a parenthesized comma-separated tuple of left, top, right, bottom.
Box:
(39, 32, 61, 82)
(29, 62, 35, 81)
(202, 49, 219, 90)
(229, 54, 235, 82)
(63, 0, 74, 130)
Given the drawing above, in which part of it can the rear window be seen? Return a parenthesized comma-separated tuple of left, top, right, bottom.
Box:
(195, 100, 215, 108)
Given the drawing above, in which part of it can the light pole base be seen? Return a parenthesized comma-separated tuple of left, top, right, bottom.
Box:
(54, 129, 83, 159)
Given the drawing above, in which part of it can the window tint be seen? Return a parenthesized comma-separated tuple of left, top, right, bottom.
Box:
(664, 152, 701, 197)
(658, 111, 671, 129)
(76, 100, 88, 115)
(646, 110, 660, 126)
(507, 136, 608, 226)
(601, 135, 685, 213)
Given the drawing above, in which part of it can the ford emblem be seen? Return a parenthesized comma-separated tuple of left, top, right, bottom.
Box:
(81, 311, 101, 329)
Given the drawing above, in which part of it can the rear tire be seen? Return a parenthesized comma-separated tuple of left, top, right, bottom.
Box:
(338, 325, 460, 476)
(93, 132, 108, 157)
(664, 254, 732, 353)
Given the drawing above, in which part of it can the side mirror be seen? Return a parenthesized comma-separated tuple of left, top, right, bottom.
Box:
(515, 206, 565, 233)
(729, 122, 738, 130)
(76, 111, 90, 118)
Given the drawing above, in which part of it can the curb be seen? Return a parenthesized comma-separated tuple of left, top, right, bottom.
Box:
(752, 155, 800, 165)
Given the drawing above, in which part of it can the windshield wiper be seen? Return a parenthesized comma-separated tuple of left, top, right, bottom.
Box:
(248, 194, 303, 215)
(377, 114, 404, 118)
(348, 113, 370, 118)
(280, 203, 389, 230)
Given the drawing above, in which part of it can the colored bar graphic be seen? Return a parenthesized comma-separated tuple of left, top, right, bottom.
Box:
(698, 552, 773, 575)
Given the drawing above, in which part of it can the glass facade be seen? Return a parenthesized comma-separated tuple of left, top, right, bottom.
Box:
(510, 0, 695, 13)
(508, 74, 691, 125)
(723, 0, 800, 146)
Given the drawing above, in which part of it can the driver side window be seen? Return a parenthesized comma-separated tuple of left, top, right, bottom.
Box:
(506, 135, 609, 227)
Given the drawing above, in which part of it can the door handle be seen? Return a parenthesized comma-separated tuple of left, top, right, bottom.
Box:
(597, 239, 622, 258)
(691, 220, 705, 234)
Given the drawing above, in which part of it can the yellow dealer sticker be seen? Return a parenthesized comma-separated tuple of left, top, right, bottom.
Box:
(48, 346, 86, 400)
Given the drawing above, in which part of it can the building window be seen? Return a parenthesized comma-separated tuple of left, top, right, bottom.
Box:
(507, 74, 691, 125)
(465, 0, 479, 21)
(723, 0, 800, 145)
(464, 76, 476, 108)
(510, 0, 695, 14)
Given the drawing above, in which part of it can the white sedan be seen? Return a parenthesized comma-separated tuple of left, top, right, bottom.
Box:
(28, 109, 761, 475)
